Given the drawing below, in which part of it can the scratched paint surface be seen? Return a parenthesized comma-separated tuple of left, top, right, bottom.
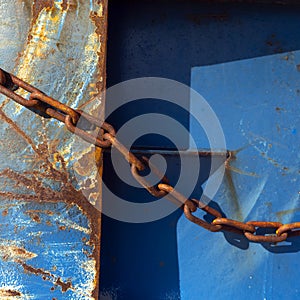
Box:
(178, 51, 300, 299)
(0, 0, 106, 298)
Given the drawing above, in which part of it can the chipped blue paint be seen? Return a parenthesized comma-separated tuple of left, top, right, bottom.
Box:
(0, 0, 106, 298)
(0, 201, 93, 299)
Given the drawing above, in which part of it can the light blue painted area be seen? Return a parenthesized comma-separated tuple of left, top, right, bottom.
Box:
(0, 1, 104, 298)
(178, 51, 300, 299)
(0, 201, 93, 299)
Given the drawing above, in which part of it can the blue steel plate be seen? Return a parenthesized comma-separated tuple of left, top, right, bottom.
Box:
(0, 0, 106, 298)
(180, 51, 300, 299)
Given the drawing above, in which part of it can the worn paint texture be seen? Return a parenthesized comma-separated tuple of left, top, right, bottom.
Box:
(0, 0, 107, 298)
(181, 50, 300, 299)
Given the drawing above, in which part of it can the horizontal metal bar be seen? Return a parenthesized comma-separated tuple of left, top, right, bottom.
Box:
(103, 148, 229, 157)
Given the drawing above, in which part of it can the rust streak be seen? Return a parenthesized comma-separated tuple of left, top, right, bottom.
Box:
(20, 261, 73, 293)
(56, 277, 72, 293)
(0, 289, 22, 297)
(0, 108, 68, 182)
(32, 0, 55, 25)
(25, 209, 55, 216)
(0, 107, 38, 152)
(0, 1, 108, 298)
(0, 245, 37, 261)
(29, 212, 41, 223)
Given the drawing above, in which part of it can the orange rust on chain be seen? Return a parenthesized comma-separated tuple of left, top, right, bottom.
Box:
(104, 133, 145, 171)
(213, 218, 256, 233)
(192, 198, 222, 218)
(65, 110, 115, 148)
(244, 221, 288, 243)
(141, 156, 170, 185)
(184, 204, 222, 232)
(158, 183, 197, 212)
(1, 68, 300, 248)
(131, 165, 167, 198)
(0, 70, 6, 86)
(30, 91, 79, 124)
(276, 222, 300, 237)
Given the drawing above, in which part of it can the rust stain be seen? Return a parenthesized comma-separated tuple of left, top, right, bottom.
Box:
(25, 209, 55, 216)
(0, 289, 22, 297)
(20, 261, 73, 293)
(0, 0, 108, 298)
(276, 207, 300, 222)
(0, 245, 37, 261)
(223, 147, 258, 221)
(224, 157, 243, 221)
(275, 106, 286, 112)
(56, 277, 72, 293)
(74, 148, 97, 177)
(31, 0, 55, 25)
(0, 105, 101, 297)
(26, 212, 41, 223)
(266, 34, 284, 53)
(80, 1, 107, 111)
(46, 220, 52, 226)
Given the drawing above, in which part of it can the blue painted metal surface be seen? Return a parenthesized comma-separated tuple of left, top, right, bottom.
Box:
(0, 0, 107, 298)
(101, 2, 300, 299)
(181, 50, 300, 300)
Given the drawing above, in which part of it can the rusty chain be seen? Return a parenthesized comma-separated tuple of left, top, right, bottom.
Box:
(0, 68, 300, 245)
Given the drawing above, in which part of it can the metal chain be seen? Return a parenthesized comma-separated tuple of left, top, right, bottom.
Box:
(1, 68, 300, 244)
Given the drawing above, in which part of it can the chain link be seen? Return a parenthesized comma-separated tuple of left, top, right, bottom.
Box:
(1, 68, 300, 245)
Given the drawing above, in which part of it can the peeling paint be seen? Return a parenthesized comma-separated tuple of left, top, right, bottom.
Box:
(0, 245, 37, 261)
(0, 288, 22, 298)
(0, 0, 107, 298)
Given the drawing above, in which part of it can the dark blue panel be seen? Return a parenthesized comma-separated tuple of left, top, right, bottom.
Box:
(101, 2, 300, 299)
(106, 0, 300, 149)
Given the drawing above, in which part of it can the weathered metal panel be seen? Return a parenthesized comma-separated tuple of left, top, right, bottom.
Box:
(180, 50, 300, 299)
(102, 2, 300, 299)
(0, 0, 107, 298)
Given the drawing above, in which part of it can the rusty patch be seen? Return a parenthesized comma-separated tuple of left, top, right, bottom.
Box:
(0, 289, 22, 297)
(0, 0, 108, 298)
(28, 212, 41, 223)
(0, 105, 101, 297)
(276, 207, 300, 222)
(32, 0, 55, 25)
(56, 277, 72, 293)
(0, 245, 37, 261)
(81, 1, 108, 111)
(26, 209, 55, 216)
(266, 34, 284, 53)
(20, 261, 73, 293)
(61, 0, 69, 11)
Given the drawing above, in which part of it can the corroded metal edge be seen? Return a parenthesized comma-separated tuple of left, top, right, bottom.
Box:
(0, 0, 108, 298)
